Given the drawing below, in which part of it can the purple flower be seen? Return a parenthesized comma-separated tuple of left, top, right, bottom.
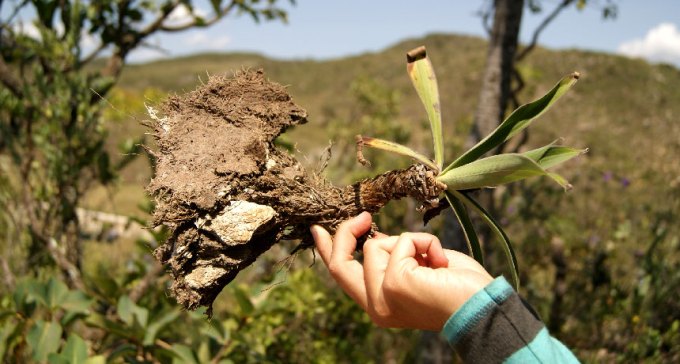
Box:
(603, 171, 613, 182)
(621, 178, 630, 187)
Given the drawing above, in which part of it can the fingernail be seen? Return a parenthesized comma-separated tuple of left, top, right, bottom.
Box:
(310, 225, 321, 239)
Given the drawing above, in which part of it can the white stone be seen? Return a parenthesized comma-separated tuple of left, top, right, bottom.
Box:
(196, 200, 276, 246)
(185, 266, 228, 289)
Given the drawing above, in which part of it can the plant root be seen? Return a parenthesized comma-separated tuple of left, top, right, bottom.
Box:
(147, 70, 445, 311)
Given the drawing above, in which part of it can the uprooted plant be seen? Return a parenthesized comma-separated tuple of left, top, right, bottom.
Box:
(147, 46, 585, 312)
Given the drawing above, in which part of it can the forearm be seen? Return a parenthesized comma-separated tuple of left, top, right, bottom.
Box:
(441, 277, 579, 363)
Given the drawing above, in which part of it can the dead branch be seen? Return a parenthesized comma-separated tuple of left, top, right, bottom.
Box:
(516, 0, 575, 62)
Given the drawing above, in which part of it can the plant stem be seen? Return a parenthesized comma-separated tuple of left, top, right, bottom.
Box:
(350, 163, 446, 213)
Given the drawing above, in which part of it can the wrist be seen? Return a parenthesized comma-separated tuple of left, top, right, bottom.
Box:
(441, 276, 512, 343)
(450, 272, 494, 314)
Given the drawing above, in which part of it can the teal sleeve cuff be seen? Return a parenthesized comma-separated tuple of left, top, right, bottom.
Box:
(439, 276, 514, 344)
(505, 328, 581, 363)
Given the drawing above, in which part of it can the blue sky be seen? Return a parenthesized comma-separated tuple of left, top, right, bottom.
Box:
(5, 1, 680, 66)
(135, 0, 680, 67)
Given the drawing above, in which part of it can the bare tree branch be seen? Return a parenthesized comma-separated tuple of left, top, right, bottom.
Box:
(27, 226, 86, 290)
(139, 0, 182, 38)
(78, 43, 107, 68)
(1, 0, 29, 24)
(102, 0, 181, 78)
(516, 0, 574, 61)
(1, 212, 17, 290)
(478, 0, 494, 35)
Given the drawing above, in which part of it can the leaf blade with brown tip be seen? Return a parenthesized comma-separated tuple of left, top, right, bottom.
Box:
(407, 46, 444, 170)
(358, 135, 437, 170)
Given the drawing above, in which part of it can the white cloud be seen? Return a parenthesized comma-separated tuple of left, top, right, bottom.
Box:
(164, 4, 208, 28)
(185, 32, 231, 49)
(13, 21, 42, 39)
(618, 23, 680, 66)
(80, 30, 101, 50)
(127, 31, 231, 63)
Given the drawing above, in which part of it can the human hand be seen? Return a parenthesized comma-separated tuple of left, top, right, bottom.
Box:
(310, 212, 494, 331)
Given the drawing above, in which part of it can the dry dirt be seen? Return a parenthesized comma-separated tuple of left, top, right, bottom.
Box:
(147, 70, 445, 311)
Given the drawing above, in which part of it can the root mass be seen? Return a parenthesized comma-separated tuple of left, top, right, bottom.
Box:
(147, 70, 444, 311)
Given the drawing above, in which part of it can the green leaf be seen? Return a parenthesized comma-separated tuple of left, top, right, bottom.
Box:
(443, 72, 580, 173)
(27, 320, 63, 362)
(105, 343, 137, 362)
(451, 191, 520, 290)
(170, 344, 199, 364)
(210, 0, 222, 13)
(197, 342, 212, 364)
(407, 46, 444, 169)
(201, 320, 229, 342)
(437, 153, 571, 190)
(234, 286, 254, 315)
(143, 309, 181, 346)
(48, 354, 69, 364)
(58, 334, 89, 364)
(45, 277, 68, 310)
(0, 320, 18, 359)
(117, 295, 149, 328)
(444, 192, 483, 265)
(523, 143, 588, 170)
(358, 136, 437, 170)
(60, 290, 93, 319)
(25, 279, 48, 308)
(13, 278, 37, 315)
(84, 313, 133, 339)
(85, 356, 106, 364)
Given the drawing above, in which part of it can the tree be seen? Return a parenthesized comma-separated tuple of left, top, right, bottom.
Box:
(472, 0, 524, 143)
(0, 0, 292, 290)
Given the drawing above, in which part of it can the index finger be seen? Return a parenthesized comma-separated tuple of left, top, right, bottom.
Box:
(328, 212, 373, 309)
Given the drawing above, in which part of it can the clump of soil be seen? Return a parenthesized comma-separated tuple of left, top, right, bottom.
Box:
(147, 70, 445, 312)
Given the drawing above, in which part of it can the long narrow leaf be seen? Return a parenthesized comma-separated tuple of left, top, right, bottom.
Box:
(443, 72, 580, 173)
(521, 139, 561, 162)
(407, 46, 444, 169)
(444, 192, 484, 265)
(523, 144, 588, 170)
(438, 153, 571, 190)
(359, 136, 437, 170)
(451, 190, 520, 290)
